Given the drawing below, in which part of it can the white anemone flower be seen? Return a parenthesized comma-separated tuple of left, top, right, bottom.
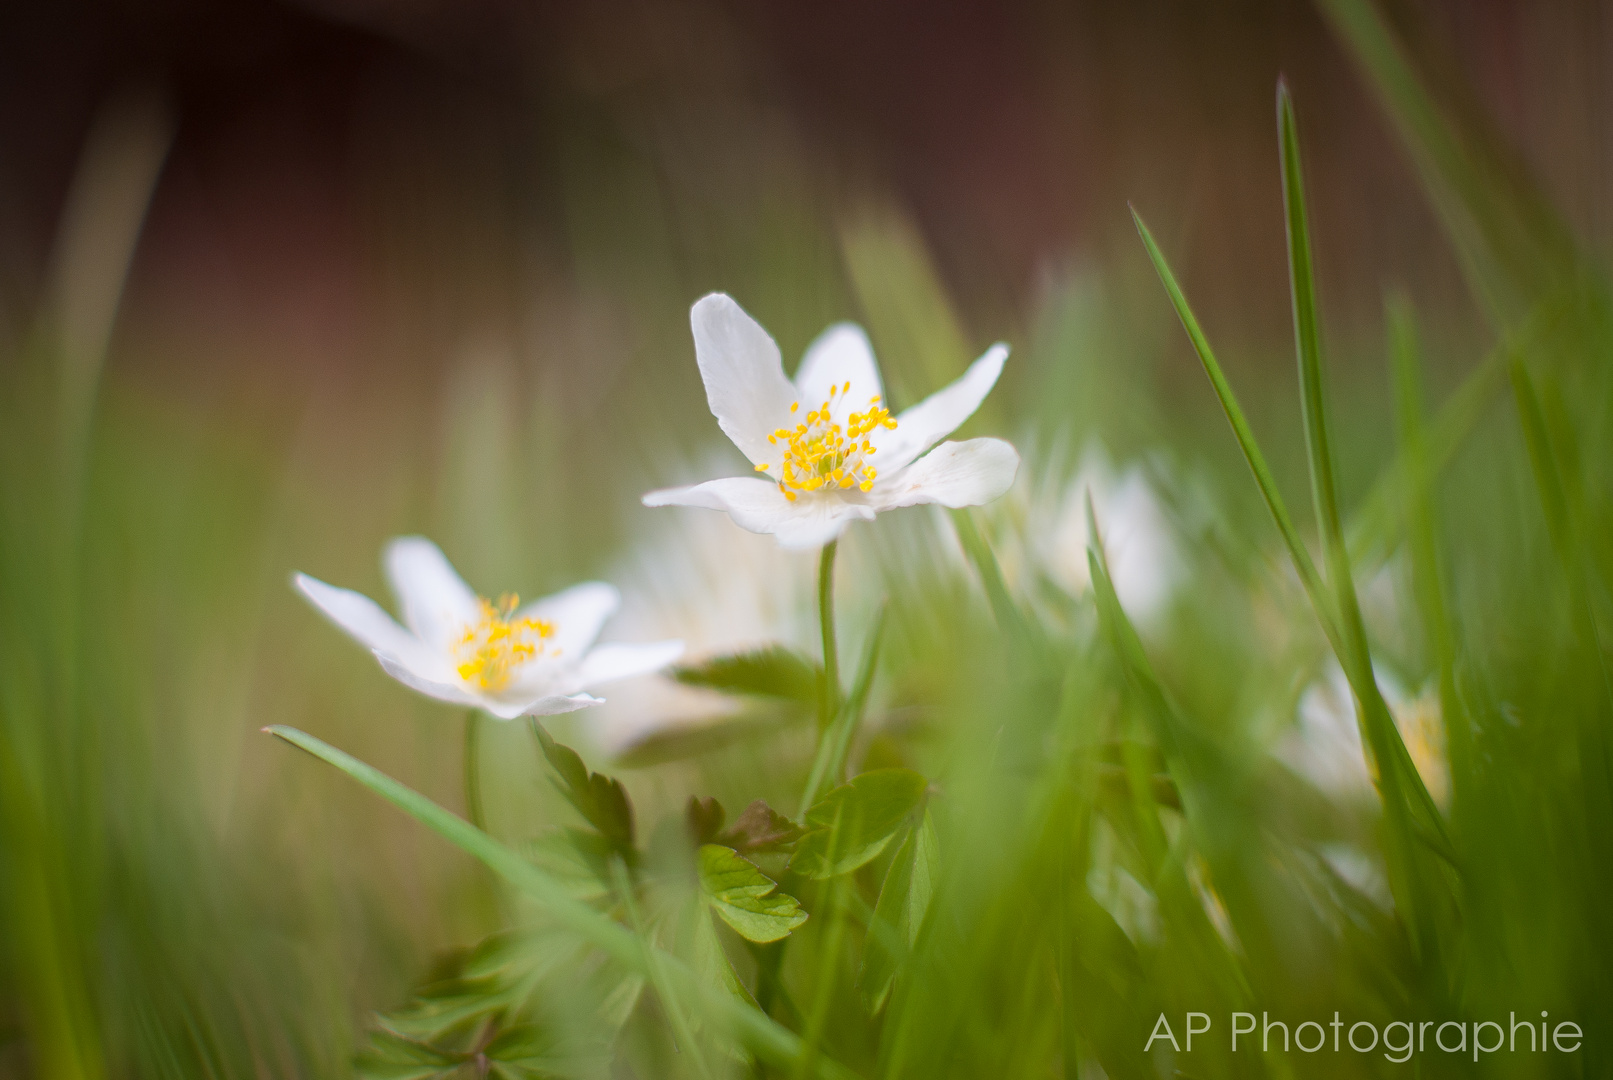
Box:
(1039, 445, 1182, 625)
(642, 293, 1020, 549)
(293, 537, 684, 719)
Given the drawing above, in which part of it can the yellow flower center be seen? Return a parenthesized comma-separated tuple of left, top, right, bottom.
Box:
(455, 593, 556, 691)
(756, 381, 896, 502)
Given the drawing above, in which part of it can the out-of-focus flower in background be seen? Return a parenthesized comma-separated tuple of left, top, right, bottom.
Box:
(1279, 660, 1450, 809)
(643, 293, 1019, 548)
(294, 536, 682, 720)
(1033, 442, 1183, 626)
(584, 504, 821, 755)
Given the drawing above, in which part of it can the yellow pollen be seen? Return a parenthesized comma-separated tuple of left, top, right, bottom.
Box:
(758, 383, 895, 499)
(454, 593, 556, 692)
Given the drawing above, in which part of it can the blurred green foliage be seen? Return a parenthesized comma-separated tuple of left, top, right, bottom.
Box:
(3, 1, 1613, 1078)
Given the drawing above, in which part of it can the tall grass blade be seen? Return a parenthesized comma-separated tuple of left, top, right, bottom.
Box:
(1130, 207, 1339, 651)
(1278, 85, 1451, 857)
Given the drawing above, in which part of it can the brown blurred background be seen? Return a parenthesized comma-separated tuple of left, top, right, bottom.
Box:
(11, 0, 1606, 400)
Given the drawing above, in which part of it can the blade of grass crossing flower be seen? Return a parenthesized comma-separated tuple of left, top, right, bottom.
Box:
(1131, 208, 1339, 651)
(1279, 86, 1453, 860)
(263, 726, 859, 1080)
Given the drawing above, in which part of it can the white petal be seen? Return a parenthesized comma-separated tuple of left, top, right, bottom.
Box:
(869, 438, 1019, 510)
(793, 322, 883, 411)
(875, 344, 1008, 473)
(643, 477, 874, 549)
(518, 581, 620, 659)
(483, 692, 605, 720)
(383, 537, 480, 654)
(292, 573, 445, 676)
(376, 653, 483, 708)
(576, 640, 685, 688)
(691, 294, 798, 468)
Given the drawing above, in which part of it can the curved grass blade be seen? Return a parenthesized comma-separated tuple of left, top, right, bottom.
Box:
(262, 726, 859, 1080)
(1130, 206, 1340, 651)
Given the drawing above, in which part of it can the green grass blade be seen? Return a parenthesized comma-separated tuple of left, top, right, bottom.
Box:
(1279, 86, 1453, 869)
(263, 726, 858, 1080)
(949, 508, 1032, 647)
(1130, 206, 1340, 650)
(1387, 294, 1467, 795)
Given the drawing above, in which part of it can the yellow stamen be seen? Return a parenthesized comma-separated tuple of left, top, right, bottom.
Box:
(454, 593, 556, 692)
(758, 382, 894, 499)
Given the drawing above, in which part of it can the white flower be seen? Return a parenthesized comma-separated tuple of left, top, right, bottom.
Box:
(1037, 444, 1182, 625)
(642, 293, 1020, 549)
(293, 537, 683, 720)
(1280, 661, 1449, 808)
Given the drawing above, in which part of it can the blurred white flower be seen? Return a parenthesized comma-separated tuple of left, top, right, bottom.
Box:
(294, 536, 682, 720)
(1037, 445, 1182, 624)
(1280, 661, 1449, 808)
(584, 508, 822, 755)
(643, 293, 1020, 549)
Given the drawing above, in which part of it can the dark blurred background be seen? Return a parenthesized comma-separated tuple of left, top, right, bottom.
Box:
(13, 0, 1599, 391)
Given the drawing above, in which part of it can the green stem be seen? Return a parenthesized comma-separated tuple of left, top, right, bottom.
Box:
(817, 541, 840, 733)
(463, 709, 486, 832)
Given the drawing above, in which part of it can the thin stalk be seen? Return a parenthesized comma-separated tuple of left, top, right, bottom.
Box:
(463, 709, 486, 832)
(818, 541, 840, 735)
(799, 602, 888, 817)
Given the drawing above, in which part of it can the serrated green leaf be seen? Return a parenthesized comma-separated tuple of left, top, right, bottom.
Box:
(672, 645, 823, 704)
(531, 723, 634, 850)
(859, 809, 938, 1011)
(790, 769, 928, 879)
(698, 844, 808, 943)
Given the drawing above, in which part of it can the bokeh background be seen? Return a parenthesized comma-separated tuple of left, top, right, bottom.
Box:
(3, 0, 1612, 1075)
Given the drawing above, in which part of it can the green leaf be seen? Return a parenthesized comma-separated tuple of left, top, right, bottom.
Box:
(698, 844, 809, 944)
(531, 722, 634, 851)
(859, 809, 938, 1011)
(673, 645, 822, 704)
(790, 769, 928, 879)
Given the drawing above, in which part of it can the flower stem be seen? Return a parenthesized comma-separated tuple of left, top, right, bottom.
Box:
(463, 709, 486, 832)
(817, 540, 840, 736)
